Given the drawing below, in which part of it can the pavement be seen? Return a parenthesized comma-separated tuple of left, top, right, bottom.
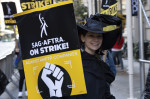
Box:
(0, 58, 149, 99)
(111, 59, 149, 99)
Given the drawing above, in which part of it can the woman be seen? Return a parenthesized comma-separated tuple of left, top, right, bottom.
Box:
(62, 13, 122, 99)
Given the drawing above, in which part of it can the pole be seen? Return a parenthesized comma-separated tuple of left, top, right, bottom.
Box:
(98, 0, 101, 13)
(126, 0, 136, 99)
(120, 0, 122, 14)
(138, 0, 145, 98)
(95, 0, 97, 13)
(88, 0, 92, 17)
(13, 25, 18, 49)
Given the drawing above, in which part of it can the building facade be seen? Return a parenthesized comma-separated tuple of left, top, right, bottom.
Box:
(0, 0, 150, 42)
(81, 0, 150, 42)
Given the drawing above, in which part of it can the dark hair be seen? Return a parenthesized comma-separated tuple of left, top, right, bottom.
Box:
(78, 29, 88, 45)
(78, 28, 88, 36)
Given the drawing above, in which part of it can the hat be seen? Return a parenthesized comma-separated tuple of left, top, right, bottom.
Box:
(77, 13, 122, 50)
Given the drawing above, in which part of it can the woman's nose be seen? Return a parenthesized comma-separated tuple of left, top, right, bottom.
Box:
(94, 36, 100, 41)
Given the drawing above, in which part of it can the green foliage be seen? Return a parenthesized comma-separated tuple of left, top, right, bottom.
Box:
(54, 0, 88, 19)
(135, 41, 150, 60)
(123, 41, 150, 60)
(5, 26, 14, 31)
(74, 4, 88, 19)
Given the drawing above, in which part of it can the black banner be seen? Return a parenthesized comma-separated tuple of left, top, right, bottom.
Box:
(14, 2, 79, 60)
(131, 0, 138, 16)
(20, 0, 53, 11)
(1, 2, 17, 25)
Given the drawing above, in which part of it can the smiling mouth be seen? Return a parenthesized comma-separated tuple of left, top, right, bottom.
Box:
(91, 43, 99, 46)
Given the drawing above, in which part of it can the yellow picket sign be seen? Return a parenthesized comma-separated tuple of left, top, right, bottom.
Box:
(14, 1, 87, 99)
(101, 0, 119, 31)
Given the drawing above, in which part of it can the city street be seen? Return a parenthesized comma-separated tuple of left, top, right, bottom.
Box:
(0, 0, 150, 99)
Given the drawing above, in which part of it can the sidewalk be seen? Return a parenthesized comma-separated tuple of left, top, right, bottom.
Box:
(111, 59, 149, 99)
(0, 59, 149, 99)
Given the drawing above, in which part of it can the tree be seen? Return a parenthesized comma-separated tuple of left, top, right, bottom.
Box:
(74, 4, 88, 19)
(54, 0, 88, 22)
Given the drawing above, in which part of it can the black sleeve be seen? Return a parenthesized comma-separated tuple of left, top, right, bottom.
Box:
(100, 61, 115, 84)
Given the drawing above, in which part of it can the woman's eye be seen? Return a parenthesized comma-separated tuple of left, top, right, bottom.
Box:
(89, 35, 94, 37)
(87, 34, 102, 38)
(97, 35, 102, 38)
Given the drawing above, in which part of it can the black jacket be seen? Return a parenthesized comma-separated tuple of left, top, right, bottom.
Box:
(61, 51, 115, 99)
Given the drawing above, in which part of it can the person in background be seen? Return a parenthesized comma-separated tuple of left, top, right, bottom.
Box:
(102, 50, 117, 76)
(15, 41, 27, 98)
(111, 36, 124, 71)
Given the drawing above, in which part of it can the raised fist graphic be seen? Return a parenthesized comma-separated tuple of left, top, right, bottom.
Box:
(41, 62, 64, 97)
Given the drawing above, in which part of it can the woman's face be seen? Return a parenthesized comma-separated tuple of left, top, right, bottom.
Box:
(81, 32, 103, 55)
